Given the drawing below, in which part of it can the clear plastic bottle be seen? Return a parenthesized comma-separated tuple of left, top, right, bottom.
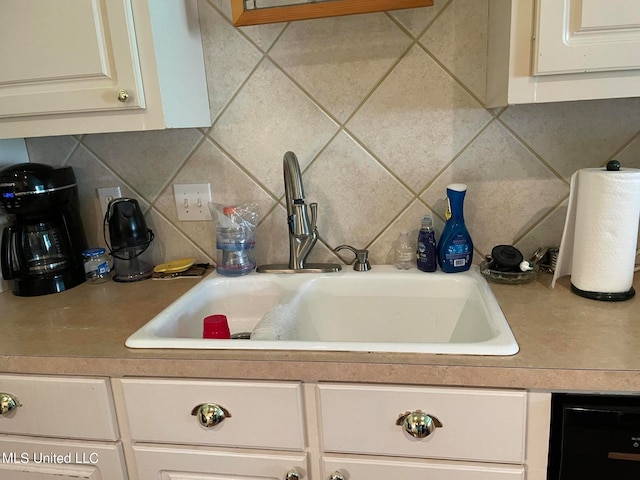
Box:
(82, 248, 111, 283)
(417, 215, 437, 272)
(216, 207, 256, 276)
(394, 230, 413, 270)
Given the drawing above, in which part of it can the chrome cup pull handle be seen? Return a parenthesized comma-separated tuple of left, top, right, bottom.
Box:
(396, 409, 443, 438)
(0, 393, 21, 415)
(191, 403, 231, 428)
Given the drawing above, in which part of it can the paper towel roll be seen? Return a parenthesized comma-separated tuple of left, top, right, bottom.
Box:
(552, 167, 640, 299)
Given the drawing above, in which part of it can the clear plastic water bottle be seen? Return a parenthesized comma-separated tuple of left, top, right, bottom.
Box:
(394, 230, 414, 270)
(216, 226, 255, 276)
(82, 248, 111, 283)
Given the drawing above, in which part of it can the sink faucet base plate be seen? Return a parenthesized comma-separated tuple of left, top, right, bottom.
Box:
(256, 263, 342, 274)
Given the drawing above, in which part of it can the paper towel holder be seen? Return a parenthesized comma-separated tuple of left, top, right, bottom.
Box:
(570, 160, 635, 301)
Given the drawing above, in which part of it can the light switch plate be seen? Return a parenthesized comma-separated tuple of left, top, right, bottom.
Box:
(173, 183, 212, 221)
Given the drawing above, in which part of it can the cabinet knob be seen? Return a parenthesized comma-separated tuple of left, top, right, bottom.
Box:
(0, 393, 21, 415)
(116, 89, 130, 102)
(191, 403, 231, 428)
(396, 409, 443, 438)
(329, 471, 347, 480)
(285, 468, 304, 480)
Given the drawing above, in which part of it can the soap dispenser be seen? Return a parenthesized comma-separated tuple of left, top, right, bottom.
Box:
(437, 184, 473, 272)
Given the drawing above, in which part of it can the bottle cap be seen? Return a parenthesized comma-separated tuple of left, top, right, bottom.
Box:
(203, 314, 231, 339)
(82, 248, 107, 257)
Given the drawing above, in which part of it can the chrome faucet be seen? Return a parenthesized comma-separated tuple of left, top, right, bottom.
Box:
(257, 151, 341, 273)
(284, 151, 318, 269)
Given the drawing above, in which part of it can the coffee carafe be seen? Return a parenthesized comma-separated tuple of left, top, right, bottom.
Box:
(0, 163, 88, 296)
(105, 198, 154, 282)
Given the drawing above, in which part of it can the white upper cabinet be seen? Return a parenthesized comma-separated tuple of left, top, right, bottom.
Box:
(534, 0, 640, 75)
(0, 0, 210, 139)
(487, 0, 640, 106)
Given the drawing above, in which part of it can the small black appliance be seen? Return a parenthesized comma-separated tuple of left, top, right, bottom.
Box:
(105, 198, 154, 282)
(0, 163, 88, 296)
(548, 393, 640, 479)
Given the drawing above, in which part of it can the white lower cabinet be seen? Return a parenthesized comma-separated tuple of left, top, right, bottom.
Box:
(115, 378, 308, 480)
(114, 378, 550, 480)
(323, 456, 524, 480)
(133, 444, 307, 480)
(0, 374, 126, 480)
(316, 383, 536, 480)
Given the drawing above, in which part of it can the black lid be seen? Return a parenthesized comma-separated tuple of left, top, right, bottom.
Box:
(0, 163, 77, 194)
(107, 198, 152, 250)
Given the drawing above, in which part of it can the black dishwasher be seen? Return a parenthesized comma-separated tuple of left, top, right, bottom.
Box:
(548, 393, 640, 479)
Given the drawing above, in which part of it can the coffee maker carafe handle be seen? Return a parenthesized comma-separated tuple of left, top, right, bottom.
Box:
(1, 226, 15, 280)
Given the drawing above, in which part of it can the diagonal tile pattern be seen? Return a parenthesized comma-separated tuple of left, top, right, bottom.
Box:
(25, 0, 640, 268)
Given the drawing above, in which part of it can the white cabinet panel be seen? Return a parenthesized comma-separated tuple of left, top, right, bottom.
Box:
(323, 456, 525, 480)
(0, 435, 126, 480)
(318, 383, 527, 464)
(133, 444, 307, 480)
(534, 0, 640, 75)
(487, 0, 640, 105)
(0, 0, 144, 118)
(0, 0, 210, 139)
(119, 378, 305, 450)
(0, 374, 119, 441)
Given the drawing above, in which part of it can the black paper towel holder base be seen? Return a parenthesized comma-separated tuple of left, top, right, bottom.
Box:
(571, 283, 635, 301)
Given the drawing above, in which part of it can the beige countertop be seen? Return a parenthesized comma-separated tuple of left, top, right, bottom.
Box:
(1, 271, 639, 393)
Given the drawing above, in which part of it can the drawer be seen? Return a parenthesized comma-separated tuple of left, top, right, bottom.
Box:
(119, 378, 305, 450)
(134, 444, 307, 480)
(323, 455, 525, 480)
(0, 374, 119, 441)
(0, 435, 127, 479)
(318, 384, 527, 463)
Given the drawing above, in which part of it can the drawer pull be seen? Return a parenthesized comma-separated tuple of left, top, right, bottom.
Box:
(0, 393, 21, 415)
(329, 471, 347, 480)
(396, 410, 443, 438)
(285, 468, 305, 479)
(191, 403, 231, 428)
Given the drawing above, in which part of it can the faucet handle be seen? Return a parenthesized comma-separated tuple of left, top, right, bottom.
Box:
(334, 245, 371, 271)
(309, 203, 318, 229)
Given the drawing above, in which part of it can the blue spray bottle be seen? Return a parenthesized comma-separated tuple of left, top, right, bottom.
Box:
(437, 183, 473, 272)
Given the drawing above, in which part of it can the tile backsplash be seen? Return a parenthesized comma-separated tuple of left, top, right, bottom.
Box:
(24, 0, 640, 268)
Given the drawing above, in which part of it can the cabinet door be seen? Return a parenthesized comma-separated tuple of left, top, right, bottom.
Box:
(534, 0, 640, 75)
(133, 444, 307, 480)
(323, 456, 524, 480)
(0, 435, 126, 480)
(487, 0, 640, 106)
(0, 0, 144, 118)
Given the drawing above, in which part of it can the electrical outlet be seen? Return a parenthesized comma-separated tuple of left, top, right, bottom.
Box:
(173, 183, 212, 221)
(97, 186, 122, 219)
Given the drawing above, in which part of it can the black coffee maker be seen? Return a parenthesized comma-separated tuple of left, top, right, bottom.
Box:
(0, 163, 88, 296)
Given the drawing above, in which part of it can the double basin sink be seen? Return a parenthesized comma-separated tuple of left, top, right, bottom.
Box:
(126, 265, 519, 355)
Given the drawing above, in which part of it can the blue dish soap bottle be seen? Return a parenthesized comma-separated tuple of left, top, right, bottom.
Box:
(437, 184, 473, 272)
(416, 215, 437, 272)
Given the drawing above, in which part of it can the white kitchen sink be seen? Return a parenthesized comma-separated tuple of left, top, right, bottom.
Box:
(126, 265, 519, 355)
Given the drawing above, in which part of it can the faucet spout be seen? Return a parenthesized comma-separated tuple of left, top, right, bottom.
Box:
(283, 151, 317, 269)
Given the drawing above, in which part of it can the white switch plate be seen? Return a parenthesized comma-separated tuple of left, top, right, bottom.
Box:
(97, 186, 122, 220)
(173, 183, 212, 221)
